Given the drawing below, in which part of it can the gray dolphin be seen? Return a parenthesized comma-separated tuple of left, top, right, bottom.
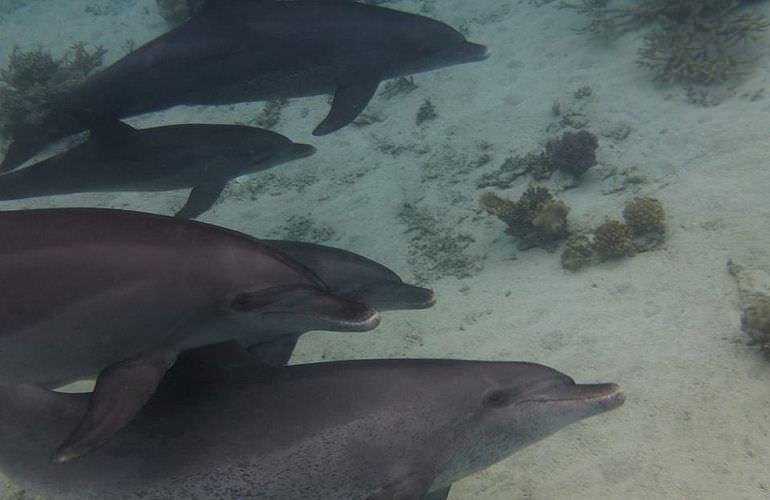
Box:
(0, 348, 624, 500)
(0, 207, 382, 463)
(0, 121, 315, 219)
(0, 0, 488, 171)
(251, 239, 436, 365)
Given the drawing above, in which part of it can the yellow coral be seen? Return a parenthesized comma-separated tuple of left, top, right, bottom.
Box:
(623, 197, 665, 236)
(593, 220, 632, 259)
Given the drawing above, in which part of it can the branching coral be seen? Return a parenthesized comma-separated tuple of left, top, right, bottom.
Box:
(480, 186, 570, 251)
(562, 0, 769, 84)
(0, 43, 106, 136)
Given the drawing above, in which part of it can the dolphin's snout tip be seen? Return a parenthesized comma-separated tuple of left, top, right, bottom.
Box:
(465, 42, 490, 61)
(598, 383, 625, 410)
(296, 143, 317, 158)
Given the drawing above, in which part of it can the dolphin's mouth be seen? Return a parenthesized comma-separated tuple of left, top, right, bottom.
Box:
(522, 383, 625, 412)
(463, 42, 490, 61)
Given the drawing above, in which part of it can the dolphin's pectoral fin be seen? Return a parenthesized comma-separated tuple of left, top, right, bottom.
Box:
(424, 486, 451, 500)
(368, 472, 435, 500)
(51, 347, 177, 464)
(174, 183, 226, 219)
(247, 334, 301, 367)
(313, 79, 380, 136)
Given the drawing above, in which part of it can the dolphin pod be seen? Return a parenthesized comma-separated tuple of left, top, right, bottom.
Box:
(0, 122, 316, 219)
(0, 1, 627, 498)
(0, 207, 435, 463)
(0, 345, 624, 500)
(0, 0, 488, 172)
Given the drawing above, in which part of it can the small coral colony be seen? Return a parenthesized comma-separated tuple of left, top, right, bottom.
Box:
(0, 0, 767, 498)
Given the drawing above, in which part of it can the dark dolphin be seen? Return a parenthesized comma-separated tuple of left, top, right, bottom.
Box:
(0, 121, 315, 219)
(0, 207, 382, 463)
(0, 348, 624, 500)
(251, 239, 435, 366)
(0, 0, 488, 171)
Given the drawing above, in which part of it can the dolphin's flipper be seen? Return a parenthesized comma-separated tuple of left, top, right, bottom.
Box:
(51, 347, 177, 463)
(368, 473, 434, 500)
(175, 183, 226, 219)
(247, 334, 301, 366)
(424, 486, 452, 500)
(313, 80, 379, 136)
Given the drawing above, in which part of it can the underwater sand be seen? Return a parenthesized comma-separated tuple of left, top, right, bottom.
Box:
(1, 0, 769, 498)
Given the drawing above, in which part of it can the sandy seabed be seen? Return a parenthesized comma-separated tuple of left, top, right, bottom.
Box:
(1, 0, 769, 499)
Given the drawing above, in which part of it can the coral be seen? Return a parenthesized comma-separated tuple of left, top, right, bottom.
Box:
(546, 129, 599, 177)
(623, 196, 666, 252)
(532, 200, 570, 236)
(623, 197, 665, 235)
(0, 43, 106, 135)
(416, 98, 437, 126)
(741, 297, 770, 355)
(480, 186, 569, 251)
(561, 234, 594, 271)
(593, 220, 632, 259)
(562, 0, 769, 84)
(156, 0, 204, 24)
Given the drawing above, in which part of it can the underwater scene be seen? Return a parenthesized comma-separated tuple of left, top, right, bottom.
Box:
(0, 0, 768, 498)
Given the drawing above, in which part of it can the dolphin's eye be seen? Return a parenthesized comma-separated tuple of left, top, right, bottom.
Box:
(484, 390, 508, 408)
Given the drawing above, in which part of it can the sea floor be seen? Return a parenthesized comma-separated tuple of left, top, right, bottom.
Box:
(1, 0, 769, 499)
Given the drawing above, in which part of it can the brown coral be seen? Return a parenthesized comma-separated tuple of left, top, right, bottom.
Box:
(593, 220, 632, 259)
(623, 197, 665, 235)
(480, 187, 569, 251)
(741, 297, 770, 355)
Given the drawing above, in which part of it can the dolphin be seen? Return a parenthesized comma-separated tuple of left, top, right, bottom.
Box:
(0, 207, 383, 463)
(0, 121, 316, 219)
(0, 346, 624, 500)
(252, 239, 436, 365)
(0, 0, 488, 171)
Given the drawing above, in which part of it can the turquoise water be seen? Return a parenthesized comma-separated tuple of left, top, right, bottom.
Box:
(0, 1, 768, 498)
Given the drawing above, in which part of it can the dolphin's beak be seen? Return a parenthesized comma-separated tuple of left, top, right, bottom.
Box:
(530, 383, 625, 418)
(462, 41, 490, 62)
(360, 283, 436, 311)
(293, 143, 317, 158)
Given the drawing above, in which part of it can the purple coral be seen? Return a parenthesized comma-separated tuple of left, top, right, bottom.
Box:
(546, 130, 599, 177)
